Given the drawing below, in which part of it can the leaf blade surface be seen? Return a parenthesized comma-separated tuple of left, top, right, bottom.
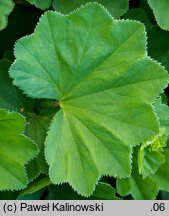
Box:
(9, 3, 169, 195)
(0, 109, 37, 190)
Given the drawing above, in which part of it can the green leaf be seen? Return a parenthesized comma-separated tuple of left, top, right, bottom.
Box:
(123, 8, 153, 31)
(154, 97, 169, 122)
(9, 3, 169, 196)
(0, 0, 14, 30)
(138, 129, 166, 178)
(138, 148, 165, 179)
(25, 115, 51, 181)
(53, 0, 129, 18)
(18, 175, 118, 200)
(147, 0, 169, 30)
(148, 26, 169, 71)
(18, 189, 44, 200)
(0, 59, 21, 111)
(150, 146, 169, 191)
(117, 98, 169, 199)
(139, 0, 155, 24)
(116, 178, 131, 196)
(0, 59, 34, 112)
(17, 176, 51, 199)
(117, 99, 169, 199)
(154, 97, 169, 134)
(137, 98, 169, 179)
(46, 182, 118, 200)
(0, 59, 50, 182)
(117, 152, 158, 200)
(0, 109, 37, 190)
(26, 0, 52, 10)
(0, 5, 42, 56)
(89, 183, 119, 200)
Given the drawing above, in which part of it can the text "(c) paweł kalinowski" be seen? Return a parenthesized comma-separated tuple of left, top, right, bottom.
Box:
(20, 202, 104, 212)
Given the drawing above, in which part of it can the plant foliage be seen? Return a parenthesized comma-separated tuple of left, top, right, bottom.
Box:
(0, 0, 169, 200)
(9, 3, 169, 196)
(26, 0, 53, 10)
(52, 0, 129, 18)
(0, 0, 14, 30)
(0, 108, 37, 190)
(147, 0, 169, 30)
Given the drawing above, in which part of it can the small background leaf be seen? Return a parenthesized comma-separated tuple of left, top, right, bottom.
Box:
(25, 115, 51, 181)
(0, 0, 14, 30)
(148, 27, 169, 71)
(0, 5, 42, 57)
(117, 152, 158, 200)
(0, 59, 22, 111)
(26, 0, 52, 10)
(46, 182, 118, 200)
(53, 0, 129, 18)
(139, 0, 156, 24)
(147, 0, 169, 30)
(138, 148, 165, 178)
(0, 109, 37, 190)
(150, 146, 169, 192)
(117, 98, 169, 199)
(17, 176, 51, 199)
(18, 175, 118, 200)
(123, 8, 153, 31)
(0, 59, 52, 182)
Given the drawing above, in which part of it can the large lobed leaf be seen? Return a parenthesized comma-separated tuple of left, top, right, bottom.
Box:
(0, 109, 37, 190)
(0, 0, 14, 30)
(9, 3, 169, 196)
